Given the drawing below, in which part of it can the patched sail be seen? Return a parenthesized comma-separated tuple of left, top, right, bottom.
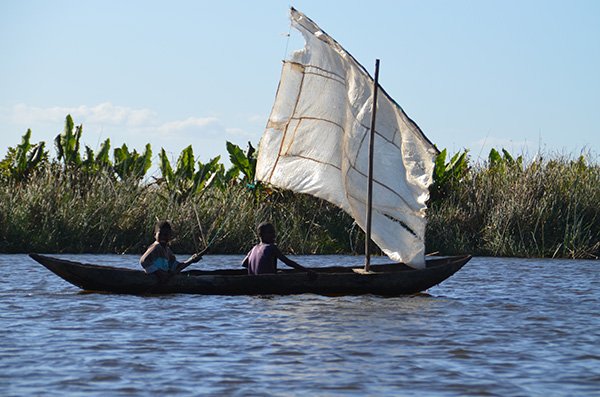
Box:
(256, 8, 438, 268)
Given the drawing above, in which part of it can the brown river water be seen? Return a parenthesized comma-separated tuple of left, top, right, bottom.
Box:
(1, 254, 599, 396)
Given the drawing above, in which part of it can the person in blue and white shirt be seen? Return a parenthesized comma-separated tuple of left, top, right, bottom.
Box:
(140, 221, 204, 283)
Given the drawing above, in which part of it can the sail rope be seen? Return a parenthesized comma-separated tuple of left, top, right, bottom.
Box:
(282, 21, 293, 61)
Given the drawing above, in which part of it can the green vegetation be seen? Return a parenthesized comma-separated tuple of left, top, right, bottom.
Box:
(427, 148, 600, 259)
(1, 115, 599, 259)
(0, 116, 358, 255)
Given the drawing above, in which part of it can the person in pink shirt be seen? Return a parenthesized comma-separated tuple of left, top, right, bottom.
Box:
(242, 222, 316, 279)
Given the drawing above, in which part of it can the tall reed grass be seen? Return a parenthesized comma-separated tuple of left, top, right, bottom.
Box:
(1, 153, 598, 259)
(0, 168, 360, 256)
(426, 153, 600, 259)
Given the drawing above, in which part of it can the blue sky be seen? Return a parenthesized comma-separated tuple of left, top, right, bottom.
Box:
(2, 0, 599, 176)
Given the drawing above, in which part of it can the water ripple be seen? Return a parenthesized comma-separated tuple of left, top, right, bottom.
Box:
(1, 255, 599, 396)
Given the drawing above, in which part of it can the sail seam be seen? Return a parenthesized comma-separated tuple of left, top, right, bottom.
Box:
(304, 66, 345, 84)
(267, 63, 307, 183)
(279, 154, 342, 171)
(289, 116, 344, 134)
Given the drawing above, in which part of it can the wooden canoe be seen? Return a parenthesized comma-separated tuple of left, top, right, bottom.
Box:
(29, 253, 471, 296)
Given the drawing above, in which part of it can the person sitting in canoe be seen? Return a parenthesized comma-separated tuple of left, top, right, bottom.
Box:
(140, 221, 205, 283)
(242, 222, 317, 279)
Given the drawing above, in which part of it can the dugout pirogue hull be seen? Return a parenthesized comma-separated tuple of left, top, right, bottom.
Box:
(30, 253, 470, 296)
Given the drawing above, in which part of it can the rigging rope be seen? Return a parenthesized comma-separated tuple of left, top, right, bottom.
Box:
(282, 22, 293, 61)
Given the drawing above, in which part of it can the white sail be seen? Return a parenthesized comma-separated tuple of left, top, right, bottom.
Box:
(256, 8, 438, 269)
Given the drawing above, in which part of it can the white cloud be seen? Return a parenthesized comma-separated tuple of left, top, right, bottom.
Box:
(7, 102, 160, 128)
(3, 104, 264, 143)
(10, 104, 71, 124)
(156, 117, 224, 139)
(3, 103, 242, 139)
(225, 127, 257, 138)
(159, 117, 220, 131)
(247, 114, 266, 123)
(0, 103, 262, 171)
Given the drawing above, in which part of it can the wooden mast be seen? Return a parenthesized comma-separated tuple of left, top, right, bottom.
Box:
(365, 59, 380, 272)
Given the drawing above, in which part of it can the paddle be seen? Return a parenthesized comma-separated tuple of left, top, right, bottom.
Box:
(174, 246, 210, 273)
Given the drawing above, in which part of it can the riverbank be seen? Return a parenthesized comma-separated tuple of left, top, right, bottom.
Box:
(1, 151, 598, 259)
(427, 152, 600, 259)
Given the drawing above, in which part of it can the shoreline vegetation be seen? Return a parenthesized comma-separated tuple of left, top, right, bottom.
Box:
(1, 115, 599, 259)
